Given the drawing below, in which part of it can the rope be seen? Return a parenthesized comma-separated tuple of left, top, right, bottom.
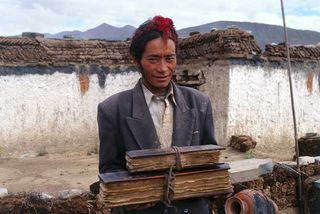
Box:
(172, 146, 183, 171)
(161, 146, 183, 211)
(162, 166, 175, 208)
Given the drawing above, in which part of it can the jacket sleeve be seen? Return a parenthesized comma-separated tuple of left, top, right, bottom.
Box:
(97, 103, 126, 173)
(202, 97, 218, 145)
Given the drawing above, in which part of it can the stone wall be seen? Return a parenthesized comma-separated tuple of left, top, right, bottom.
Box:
(226, 60, 320, 158)
(176, 60, 231, 148)
(178, 28, 262, 63)
(175, 29, 320, 157)
(264, 43, 320, 61)
(0, 37, 132, 67)
(2, 28, 320, 68)
(1, 28, 320, 157)
(0, 71, 141, 156)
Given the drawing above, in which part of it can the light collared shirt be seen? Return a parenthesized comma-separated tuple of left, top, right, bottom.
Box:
(141, 80, 176, 149)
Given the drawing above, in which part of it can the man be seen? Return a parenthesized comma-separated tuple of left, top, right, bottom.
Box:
(98, 15, 217, 214)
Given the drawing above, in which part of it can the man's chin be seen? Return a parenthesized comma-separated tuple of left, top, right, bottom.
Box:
(142, 78, 171, 93)
(154, 82, 170, 89)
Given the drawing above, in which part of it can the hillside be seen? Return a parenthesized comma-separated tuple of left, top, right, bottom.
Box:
(44, 21, 320, 49)
(46, 23, 136, 40)
(178, 21, 320, 49)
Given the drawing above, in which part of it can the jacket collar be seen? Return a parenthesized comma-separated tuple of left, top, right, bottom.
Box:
(126, 80, 195, 149)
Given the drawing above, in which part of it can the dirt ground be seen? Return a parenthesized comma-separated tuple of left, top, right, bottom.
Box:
(0, 151, 99, 195)
(0, 140, 295, 194)
(0, 148, 248, 195)
(0, 148, 298, 213)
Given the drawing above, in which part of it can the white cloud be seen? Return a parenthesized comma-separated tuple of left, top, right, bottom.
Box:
(287, 14, 320, 32)
(0, 0, 319, 36)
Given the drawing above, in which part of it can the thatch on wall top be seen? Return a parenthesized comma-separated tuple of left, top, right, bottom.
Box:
(178, 28, 262, 62)
(1, 28, 320, 67)
(264, 43, 320, 61)
(0, 37, 131, 66)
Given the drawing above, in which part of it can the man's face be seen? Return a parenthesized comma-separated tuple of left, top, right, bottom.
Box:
(140, 37, 176, 94)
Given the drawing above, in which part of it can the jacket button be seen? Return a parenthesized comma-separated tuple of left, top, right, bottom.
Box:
(184, 208, 189, 213)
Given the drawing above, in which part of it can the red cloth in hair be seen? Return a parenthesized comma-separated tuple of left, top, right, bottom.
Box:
(133, 15, 177, 43)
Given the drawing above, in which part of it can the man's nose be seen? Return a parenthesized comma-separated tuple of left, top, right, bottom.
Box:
(158, 59, 169, 73)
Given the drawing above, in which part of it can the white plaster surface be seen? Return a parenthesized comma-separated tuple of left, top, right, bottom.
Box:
(0, 71, 140, 156)
(1, 63, 320, 157)
(227, 65, 320, 152)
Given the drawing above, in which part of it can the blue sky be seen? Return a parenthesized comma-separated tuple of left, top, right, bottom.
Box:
(0, 0, 319, 36)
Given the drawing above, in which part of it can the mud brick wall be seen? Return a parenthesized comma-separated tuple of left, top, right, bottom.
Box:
(177, 28, 262, 63)
(1, 28, 320, 156)
(41, 39, 131, 65)
(2, 28, 264, 67)
(2, 28, 320, 67)
(0, 37, 132, 67)
(0, 28, 269, 68)
(0, 37, 49, 65)
(264, 43, 320, 61)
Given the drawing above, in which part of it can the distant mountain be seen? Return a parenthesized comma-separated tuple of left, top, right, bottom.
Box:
(45, 23, 136, 40)
(84, 23, 135, 40)
(177, 21, 320, 49)
(45, 21, 320, 49)
(46, 30, 83, 39)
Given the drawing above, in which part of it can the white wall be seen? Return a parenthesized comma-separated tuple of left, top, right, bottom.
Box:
(227, 64, 320, 156)
(0, 71, 140, 156)
(1, 62, 319, 158)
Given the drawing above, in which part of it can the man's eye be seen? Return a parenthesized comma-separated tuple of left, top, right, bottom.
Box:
(148, 58, 158, 63)
(166, 56, 175, 62)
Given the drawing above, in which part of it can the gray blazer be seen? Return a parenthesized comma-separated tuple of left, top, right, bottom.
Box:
(98, 80, 217, 214)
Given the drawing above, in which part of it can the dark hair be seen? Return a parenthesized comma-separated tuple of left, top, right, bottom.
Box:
(129, 16, 178, 62)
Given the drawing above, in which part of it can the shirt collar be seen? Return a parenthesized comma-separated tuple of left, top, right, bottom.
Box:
(140, 79, 177, 106)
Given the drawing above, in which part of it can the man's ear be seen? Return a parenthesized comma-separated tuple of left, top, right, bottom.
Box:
(132, 58, 143, 71)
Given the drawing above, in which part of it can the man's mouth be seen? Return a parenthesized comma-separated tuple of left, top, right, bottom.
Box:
(154, 75, 169, 80)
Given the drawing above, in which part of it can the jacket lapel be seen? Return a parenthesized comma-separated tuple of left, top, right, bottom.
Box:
(172, 83, 195, 147)
(126, 82, 160, 150)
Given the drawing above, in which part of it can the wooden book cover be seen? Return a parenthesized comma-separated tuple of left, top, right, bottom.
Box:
(126, 144, 225, 172)
(99, 163, 232, 208)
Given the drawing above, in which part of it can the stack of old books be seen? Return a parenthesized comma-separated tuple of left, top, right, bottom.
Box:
(99, 144, 232, 208)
